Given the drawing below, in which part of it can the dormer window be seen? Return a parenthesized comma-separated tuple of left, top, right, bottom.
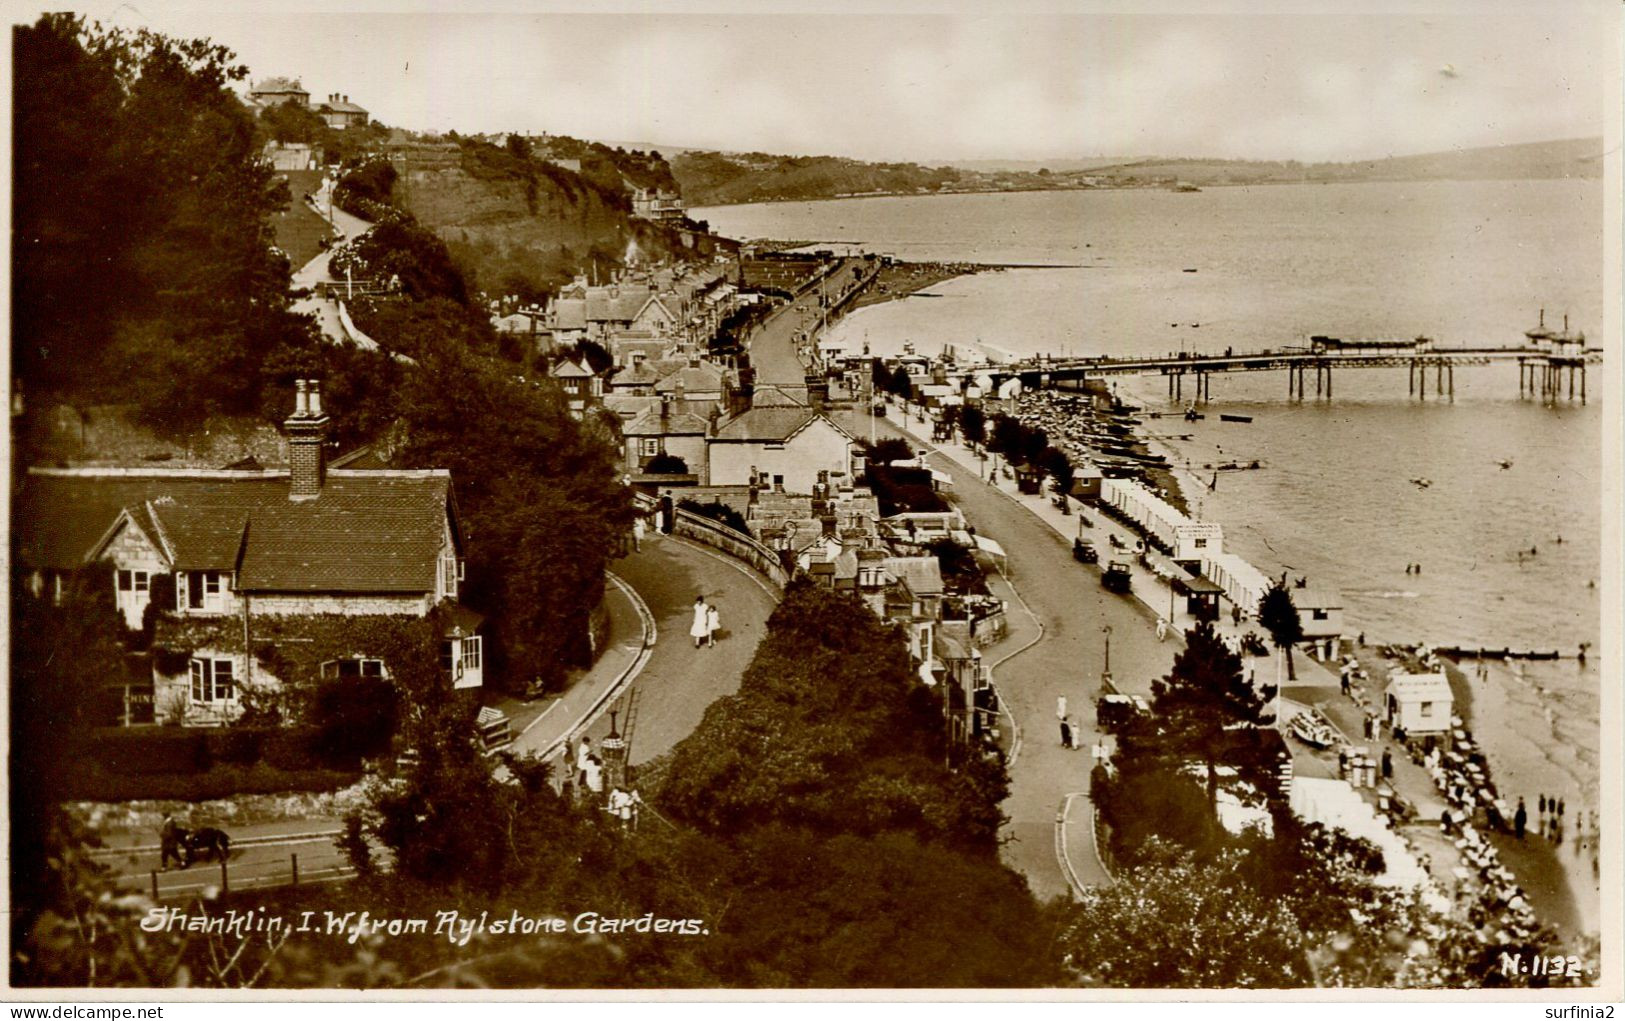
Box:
(180, 570, 229, 613)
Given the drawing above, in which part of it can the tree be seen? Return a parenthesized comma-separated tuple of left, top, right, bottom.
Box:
(1145, 619, 1277, 810)
(959, 404, 986, 446)
(13, 16, 308, 428)
(1258, 580, 1304, 681)
(1058, 840, 1311, 988)
(1042, 445, 1075, 495)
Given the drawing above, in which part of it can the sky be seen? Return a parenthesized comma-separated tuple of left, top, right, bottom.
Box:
(103, 1, 1616, 164)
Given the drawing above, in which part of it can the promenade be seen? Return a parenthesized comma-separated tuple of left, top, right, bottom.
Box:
(748, 257, 869, 386)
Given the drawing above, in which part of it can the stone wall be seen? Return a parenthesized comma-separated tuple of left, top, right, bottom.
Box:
(672, 508, 789, 592)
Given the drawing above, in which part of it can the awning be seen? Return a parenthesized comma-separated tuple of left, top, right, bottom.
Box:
(931, 469, 953, 487)
(973, 534, 1008, 558)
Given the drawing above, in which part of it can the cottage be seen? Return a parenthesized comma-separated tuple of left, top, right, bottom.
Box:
(13, 382, 483, 727)
(624, 394, 711, 482)
(248, 76, 310, 109)
(1384, 672, 1454, 735)
(707, 407, 856, 495)
(315, 93, 369, 130)
(1294, 586, 1344, 658)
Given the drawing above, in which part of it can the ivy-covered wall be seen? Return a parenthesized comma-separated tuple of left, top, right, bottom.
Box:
(150, 609, 450, 727)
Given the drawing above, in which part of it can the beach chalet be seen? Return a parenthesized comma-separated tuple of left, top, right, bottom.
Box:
(1201, 551, 1273, 618)
(1172, 521, 1223, 563)
(12, 382, 484, 728)
(707, 407, 856, 494)
(1294, 587, 1345, 659)
(1070, 463, 1104, 503)
(1384, 671, 1454, 735)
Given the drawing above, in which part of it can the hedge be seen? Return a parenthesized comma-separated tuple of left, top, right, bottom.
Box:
(81, 725, 341, 775)
(57, 760, 359, 802)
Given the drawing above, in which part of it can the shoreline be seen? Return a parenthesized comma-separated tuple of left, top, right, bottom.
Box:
(693, 173, 1590, 214)
(1094, 377, 1597, 939)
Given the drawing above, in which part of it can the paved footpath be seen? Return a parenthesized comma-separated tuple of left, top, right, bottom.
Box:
(562, 531, 778, 768)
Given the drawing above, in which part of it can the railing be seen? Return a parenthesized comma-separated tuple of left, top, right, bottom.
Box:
(672, 508, 790, 592)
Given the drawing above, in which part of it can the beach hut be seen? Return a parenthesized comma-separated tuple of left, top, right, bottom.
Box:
(1172, 574, 1224, 622)
(1384, 671, 1454, 735)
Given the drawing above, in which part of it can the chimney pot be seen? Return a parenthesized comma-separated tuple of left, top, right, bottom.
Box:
(309, 380, 324, 418)
(294, 379, 310, 417)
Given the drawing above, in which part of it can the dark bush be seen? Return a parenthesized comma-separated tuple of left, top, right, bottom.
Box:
(679, 498, 750, 534)
(56, 761, 358, 802)
(205, 726, 270, 765)
(88, 728, 208, 775)
(262, 729, 322, 772)
(643, 452, 689, 474)
(308, 678, 399, 764)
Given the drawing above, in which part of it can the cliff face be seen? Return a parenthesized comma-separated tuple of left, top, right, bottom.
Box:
(393, 144, 723, 296)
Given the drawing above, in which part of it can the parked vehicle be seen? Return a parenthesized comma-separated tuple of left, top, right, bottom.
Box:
(1102, 560, 1133, 593)
(1073, 538, 1098, 564)
(1097, 693, 1151, 731)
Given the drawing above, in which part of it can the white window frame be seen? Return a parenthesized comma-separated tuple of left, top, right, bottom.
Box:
(117, 569, 151, 594)
(641, 438, 660, 457)
(320, 658, 387, 680)
(183, 570, 228, 613)
(461, 636, 482, 672)
(189, 657, 235, 704)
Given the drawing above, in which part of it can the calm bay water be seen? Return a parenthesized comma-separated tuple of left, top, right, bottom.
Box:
(699, 182, 1606, 877)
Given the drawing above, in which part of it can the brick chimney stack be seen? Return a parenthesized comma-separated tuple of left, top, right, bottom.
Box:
(286, 379, 330, 500)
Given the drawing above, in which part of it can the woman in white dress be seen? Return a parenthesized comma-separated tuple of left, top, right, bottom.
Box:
(706, 602, 721, 647)
(691, 596, 709, 649)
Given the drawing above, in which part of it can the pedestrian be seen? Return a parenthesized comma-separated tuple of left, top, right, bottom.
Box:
(1059, 716, 1073, 748)
(576, 736, 593, 789)
(706, 601, 721, 647)
(1558, 797, 1565, 820)
(1381, 748, 1393, 781)
(1155, 617, 1168, 642)
(1232, 604, 1242, 627)
(632, 515, 645, 552)
(1441, 807, 1453, 835)
(583, 754, 604, 798)
(159, 813, 186, 871)
(1539, 793, 1546, 816)
(1514, 797, 1527, 839)
(691, 596, 709, 649)
(1340, 670, 1351, 696)
(1065, 715, 1080, 750)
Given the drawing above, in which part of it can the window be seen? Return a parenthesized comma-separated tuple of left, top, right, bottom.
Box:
(440, 555, 459, 597)
(461, 636, 482, 672)
(640, 438, 660, 457)
(189, 658, 235, 704)
(773, 474, 784, 491)
(184, 571, 227, 611)
(1194, 538, 1208, 549)
(117, 569, 151, 594)
(1312, 608, 1329, 621)
(441, 641, 456, 674)
(1419, 701, 1434, 717)
(321, 658, 386, 680)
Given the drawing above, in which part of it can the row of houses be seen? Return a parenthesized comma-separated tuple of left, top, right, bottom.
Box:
(14, 382, 483, 728)
(493, 264, 748, 365)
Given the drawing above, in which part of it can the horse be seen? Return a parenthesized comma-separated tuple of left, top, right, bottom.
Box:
(184, 826, 231, 865)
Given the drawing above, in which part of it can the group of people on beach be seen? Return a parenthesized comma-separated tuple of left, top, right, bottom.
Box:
(691, 596, 722, 649)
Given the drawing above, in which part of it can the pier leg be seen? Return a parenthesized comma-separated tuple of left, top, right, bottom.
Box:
(1203, 372, 1210, 402)
(1581, 364, 1586, 403)
(1316, 366, 1322, 397)
(1168, 373, 1174, 399)
(1326, 366, 1332, 400)
(1518, 363, 1524, 398)
(1409, 361, 1415, 396)
(1568, 365, 1574, 400)
(1448, 365, 1454, 400)
(1176, 373, 1182, 400)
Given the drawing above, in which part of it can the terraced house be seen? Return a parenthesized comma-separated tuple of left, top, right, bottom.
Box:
(13, 382, 484, 727)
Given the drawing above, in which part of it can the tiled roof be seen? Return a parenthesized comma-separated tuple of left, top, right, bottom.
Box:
(654, 363, 727, 394)
(15, 469, 455, 594)
(625, 407, 710, 437)
(883, 556, 945, 597)
(320, 99, 368, 114)
(252, 77, 307, 95)
(610, 363, 662, 387)
(711, 407, 818, 443)
(748, 384, 809, 407)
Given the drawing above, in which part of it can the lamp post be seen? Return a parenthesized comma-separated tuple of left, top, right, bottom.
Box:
(1101, 625, 1113, 691)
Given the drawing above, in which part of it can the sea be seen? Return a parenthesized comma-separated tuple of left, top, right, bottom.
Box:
(698, 181, 1605, 928)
